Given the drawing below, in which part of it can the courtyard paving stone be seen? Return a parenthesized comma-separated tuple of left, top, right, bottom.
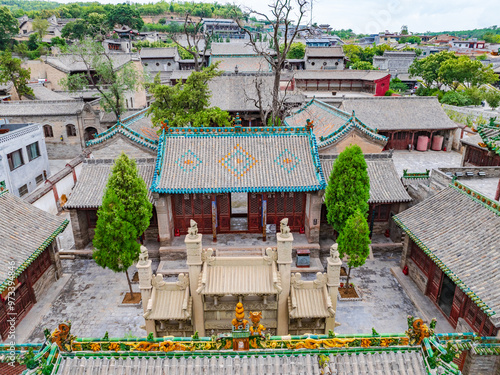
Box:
(390, 150, 463, 176)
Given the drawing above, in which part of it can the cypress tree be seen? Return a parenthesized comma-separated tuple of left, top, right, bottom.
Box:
(324, 144, 370, 234)
(93, 153, 152, 297)
(337, 210, 371, 287)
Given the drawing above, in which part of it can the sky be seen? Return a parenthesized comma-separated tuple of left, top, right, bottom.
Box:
(66, 0, 500, 34)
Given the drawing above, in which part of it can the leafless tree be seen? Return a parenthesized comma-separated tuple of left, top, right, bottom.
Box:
(235, 0, 309, 125)
(168, 13, 213, 72)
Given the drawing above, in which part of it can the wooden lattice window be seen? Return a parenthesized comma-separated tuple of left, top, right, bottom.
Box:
(410, 241, 431, 276)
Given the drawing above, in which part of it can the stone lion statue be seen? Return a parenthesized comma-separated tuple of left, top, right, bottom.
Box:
(280, 218, 290, 237)
(187, 219, 198, 238)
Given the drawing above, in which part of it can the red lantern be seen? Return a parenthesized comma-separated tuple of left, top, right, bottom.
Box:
(402, 266, 409, 275)
(174, 228, 180, 237)
(299, 226, 305, 234)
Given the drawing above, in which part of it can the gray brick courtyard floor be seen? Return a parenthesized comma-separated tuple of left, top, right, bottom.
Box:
(16, 252, 454, 342)
(390, 150, 463, 176)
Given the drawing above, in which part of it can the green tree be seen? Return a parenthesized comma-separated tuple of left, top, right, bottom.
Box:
(389, 77, 408, 92)
(325, 145, 370, 234)
(0, 6, 19, 49)
(337, 210, 371, 287)
(0, 52, 34, 99)
(351, 61, 376, 70)
(93, 153, 152, 297)
(408, 50, 457, 89)
(60, 38, 141, 119)
(439, 55, 498, 90)
(107, 4, 144, 31)
(32, 17, 49, 41)
(280, 42, 305, 59)
(485, 90, 500, 109)
(62, 13, 109, 40)
(148, 63, 231, 127)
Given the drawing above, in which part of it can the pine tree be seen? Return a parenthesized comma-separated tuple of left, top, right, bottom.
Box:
(337, 210, 371, 287)
(325, 144, 370, 234)
(92, 153, 152, 297)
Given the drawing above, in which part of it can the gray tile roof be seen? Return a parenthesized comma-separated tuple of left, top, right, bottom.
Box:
(139, 47, 178, 59)
(394, 185, 500, 324)
(212, 56, 270, 72)
(0, 99, 85, 116)
(54, 350, 426, 374)
(285, 99, 387, 148)
(305, 46, 345, 58)
(152, 127, 325, 194)
(460, 134, 487, 150)
(65, 159, 156, 209)
(208, 74, 274, 112)
(90, 137, 157, 159)
(320, 154, 411, 204)
(29, 84, 74, 101)
(210, 42, 270, 56)
(46, 54, 136, 73)
(342, 97, 458, 131)
(0, 191, 68, 290)
(294, 70, 390, 81)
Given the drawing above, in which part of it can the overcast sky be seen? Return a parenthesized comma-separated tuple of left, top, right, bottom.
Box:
(76, 0, 499, 34)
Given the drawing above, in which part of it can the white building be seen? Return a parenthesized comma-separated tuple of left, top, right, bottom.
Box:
(0, 123, 51, 197)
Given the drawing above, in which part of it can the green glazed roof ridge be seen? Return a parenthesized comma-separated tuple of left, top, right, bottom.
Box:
(392, 214, 495, 317)
(318, 116, 387, 148)
(0, 218, 69, 293)
(451, 180, 500, 216)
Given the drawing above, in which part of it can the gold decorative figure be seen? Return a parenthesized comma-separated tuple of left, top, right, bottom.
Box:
(249, 311, 266, 336)
(231, 302, 248, 330)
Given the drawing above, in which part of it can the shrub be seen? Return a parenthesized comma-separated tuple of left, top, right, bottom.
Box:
(440, 90, 471, 106)
(384, 89, 396, 96)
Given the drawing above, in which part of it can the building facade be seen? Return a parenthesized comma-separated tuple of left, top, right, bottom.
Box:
(0, 123, 51, 198)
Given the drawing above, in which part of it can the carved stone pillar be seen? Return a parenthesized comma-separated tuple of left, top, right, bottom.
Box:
(326, 243, 342, 333)
(185, 220, 205, 336)
(136, 245, 152, 314)
(154, 193, 173, 246)
(277, 219, 293, 335)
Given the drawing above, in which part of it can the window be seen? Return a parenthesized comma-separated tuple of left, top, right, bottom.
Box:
(18, 184, 28, 197)
(370, 204, 392, 222)
(66, 124, 77, 137)
(26, 142, 40, 161)
(43, 125, 53, 138)
(35, 174, 44, 185)
(7, 149, 24, 171)
(86, 210, 98, 228)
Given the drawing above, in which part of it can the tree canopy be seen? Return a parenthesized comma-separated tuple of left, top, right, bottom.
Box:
(325, 144, 370, 234)
(147, 63, 231, 128)
(93, 153, 152, 296)
(32, 17, 49, 41)
(60, 38, 141, 119)
(107, 4, 144, 31)
(337, 210, 371, 287)
(0, 6, 18, 49)
(0, 52, 33, 99)
(280, 42, 305, 59)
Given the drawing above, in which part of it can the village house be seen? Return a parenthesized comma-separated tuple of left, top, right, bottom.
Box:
(0, 190, 68, 341)
(140, 47, 180, 75)
(341, 97, 459, 150)
(0, 122, 51, 198)
(0, 99, 101, 159)
(304, 46, 346, 70)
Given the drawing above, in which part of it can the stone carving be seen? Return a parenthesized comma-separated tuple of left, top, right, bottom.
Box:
(263, 247, 278, 263)
(330, 243, 340, 262)
(279, 218, 291, 238)
(176, 273, 189, 290)
(249, 311, 266, 336)
(152, 274, 167, 289)
(138, 245, 149, 265)
(201, 248, 215, 264)
(187, 220, 198, 238)
(291, 273, 304, 288)
(313, 272, 328, 288)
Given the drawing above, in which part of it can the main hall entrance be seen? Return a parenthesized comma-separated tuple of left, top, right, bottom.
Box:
(172, 192, 306, 237)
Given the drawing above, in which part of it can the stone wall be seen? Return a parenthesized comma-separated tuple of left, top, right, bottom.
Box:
(462, 349, 500, 375)
(400, 235, 428, 294)
(70, 209, 90, 249)
(32, 264, 56, 302)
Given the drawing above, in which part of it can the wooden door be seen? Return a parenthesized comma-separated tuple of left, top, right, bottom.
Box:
(427, 264, 443, 302)
(449, 287, 465, 328)
(217, 194, 231, 233)
(248, 193, 261, 232)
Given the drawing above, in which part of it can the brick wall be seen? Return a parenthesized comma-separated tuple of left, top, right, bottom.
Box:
(0, 363, 27, 375)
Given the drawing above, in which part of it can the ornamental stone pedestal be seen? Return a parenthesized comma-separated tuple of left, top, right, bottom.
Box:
(136, 245, 156, 335)
(326, 243, 342, 333)
(277, 218, 293, 336)
(185, 220, 205, 336)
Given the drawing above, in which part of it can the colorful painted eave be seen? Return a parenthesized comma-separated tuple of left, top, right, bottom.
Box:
(318, 116, 387, 148)
(0, 203, 69, 293)
(477, 121, 500, 156)
(150, 125, 326, 194)
(86, 109, 157, 150)
(393, 181, 500, 318)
